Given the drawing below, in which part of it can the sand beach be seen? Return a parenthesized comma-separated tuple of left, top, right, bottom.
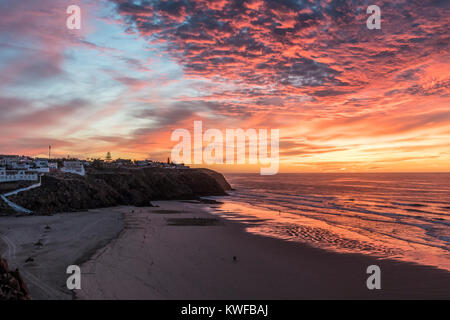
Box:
(1, 200, 449, 299)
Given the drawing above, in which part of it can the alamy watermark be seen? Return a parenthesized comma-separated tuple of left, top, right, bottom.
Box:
(66, 265, 81, 290)
(366, 265, 381, 290)
(171, 121, 279, 175)
(66, 5, 81, 30)
(367, 5, 381, 30)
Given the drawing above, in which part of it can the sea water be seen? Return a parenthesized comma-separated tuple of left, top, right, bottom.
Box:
(212, 173, 450, 270)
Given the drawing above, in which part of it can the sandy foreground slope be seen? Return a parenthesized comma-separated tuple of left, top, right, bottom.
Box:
(0, 209, 124, 299)
(1, 201, 449, 299)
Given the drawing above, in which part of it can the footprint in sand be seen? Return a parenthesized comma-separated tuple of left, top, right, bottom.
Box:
(29, 225, 53, 261)
(25, 257, 34, 263)
(34, 239, 44, 247)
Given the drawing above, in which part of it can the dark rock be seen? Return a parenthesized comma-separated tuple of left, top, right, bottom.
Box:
(0, 258, 31, 300)
(199, 198, 223, 204)
(0, 199, 15, 216)
(34, 240, 44, 247)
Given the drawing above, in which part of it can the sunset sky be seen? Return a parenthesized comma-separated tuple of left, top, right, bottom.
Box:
(0, 0, 449, 172)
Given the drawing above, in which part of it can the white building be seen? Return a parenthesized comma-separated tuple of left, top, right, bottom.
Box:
(12, 162, 31, 170)
(28, 158, 50, 173)
(28, 167, 50, 173)
(48, 162, 58, 170)
(61, 161, 85, 176)
(34, 159, 48, 167)
(0, 168, 38, 183)
(0, 155, 20, 166)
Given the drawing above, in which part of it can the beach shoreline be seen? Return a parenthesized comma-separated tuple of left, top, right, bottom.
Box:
(1, 201, 449, 299)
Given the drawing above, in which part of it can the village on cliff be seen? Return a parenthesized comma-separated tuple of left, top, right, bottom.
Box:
(0, 153, 189, 183)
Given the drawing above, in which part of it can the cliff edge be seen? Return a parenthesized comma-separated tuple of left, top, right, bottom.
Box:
(6, 168, 231, 215)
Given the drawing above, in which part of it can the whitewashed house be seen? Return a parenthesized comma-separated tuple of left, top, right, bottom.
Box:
(48, 162, 58, 171)
(0, 155, 20, 166)
(29, 166, 50, 173)
(28, 158, 50, 173)
(0, 168, 38, 182)
(34, 159, 48, 167)
(61, 161, 85, 176)
(12, 162, 31, 170)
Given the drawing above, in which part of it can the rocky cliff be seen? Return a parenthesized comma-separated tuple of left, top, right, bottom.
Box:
(6, 168, 231, 215)
(0, 258, 30, 300)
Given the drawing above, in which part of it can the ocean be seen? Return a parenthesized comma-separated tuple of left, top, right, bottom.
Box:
(212, 173, 450, 271)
